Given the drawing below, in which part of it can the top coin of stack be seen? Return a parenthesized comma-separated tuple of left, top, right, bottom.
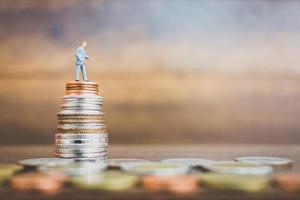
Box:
(54, 81, 108, 160)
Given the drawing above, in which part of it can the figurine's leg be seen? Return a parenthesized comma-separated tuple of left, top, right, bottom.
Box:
(75, 64, 80, 81)
(81, 64, 88, 81)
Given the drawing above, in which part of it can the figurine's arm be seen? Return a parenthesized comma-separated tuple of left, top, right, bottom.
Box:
(83, 48, 89, 60)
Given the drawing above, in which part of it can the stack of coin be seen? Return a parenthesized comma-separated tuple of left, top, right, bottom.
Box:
(54, 81, 108, 160)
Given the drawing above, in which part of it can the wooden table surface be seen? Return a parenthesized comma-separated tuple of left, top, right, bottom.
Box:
(0, 144, 299, 199)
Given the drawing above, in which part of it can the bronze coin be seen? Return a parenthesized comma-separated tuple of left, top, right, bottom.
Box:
(10, 172, 68, 195)
(274, 172, 300, 192)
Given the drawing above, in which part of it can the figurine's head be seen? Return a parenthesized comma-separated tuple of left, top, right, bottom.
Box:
(81, 41, 88, 48)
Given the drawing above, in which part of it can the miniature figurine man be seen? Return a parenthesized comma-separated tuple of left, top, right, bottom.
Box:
(75, 41, 92, 81)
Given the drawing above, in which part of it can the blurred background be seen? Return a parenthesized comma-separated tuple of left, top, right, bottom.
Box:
(0, 0, 300, 145)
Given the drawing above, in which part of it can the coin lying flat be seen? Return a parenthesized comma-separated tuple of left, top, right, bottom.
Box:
(273, 172, 300, 192)
(161, 158, 215, 167)
(107, 159, 151, 168)
(71, 171, 138, 191)
(41, 161, 107, 176)
(0, 164, 23, 185)
(10, 172, 68, 195)
(205, 161, 273, 175)
(235, 157, 293, 171)
(122, 162, 190, 176)
(200, 173, 270, 193)
(19, 158, 73, 168)
(142, 175, 198, 194)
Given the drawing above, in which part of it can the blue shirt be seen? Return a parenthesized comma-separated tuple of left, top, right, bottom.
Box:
(75, 47, 89, 65)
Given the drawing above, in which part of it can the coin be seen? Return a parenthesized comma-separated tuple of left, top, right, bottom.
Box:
(19, 158, 73, 168)
(62, 95, 102, 100)
(168, 175, 198, 194)
(71, 171, 138, 191)
(56, 143, 108, 148)
(142, 175, 198, 194)
(205, 161, 273, 175)
(200, 173, 270, 193)
(122, 162, 190, 176)
(235, 157, 293, 171)
(10, 172, 68, 195)
(0, 164, 22, 185)
(57, 111, 104, 116)
(54, 152, 107, 158)
(41, 161, 107, 176)
(273, 172, 300, 192)
(54, 148, 107, 154)
(56, 139, 108, 145)
(55, 133, 107, 139)
(107, 159, 150, 168)
(56, 129, 107, 134)
(57, 120, 106, 125)
(66, 91, 98, 95)
(67, 81, 98, 85)
(57, 111, 105, 116)
(161, 158, 215, 167)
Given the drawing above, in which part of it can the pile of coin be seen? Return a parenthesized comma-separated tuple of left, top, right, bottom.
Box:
(54, 81, 108, 160)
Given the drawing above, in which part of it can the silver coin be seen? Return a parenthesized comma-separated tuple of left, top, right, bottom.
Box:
(74, 157, 107, 161)
(62, 100, 102, 103)
(55, 144, 108, 149)
(205, 161, 273, 175)
(235, 157, 293, 168)
(57, 111, 104, 115)
(60, 108, 103, 112)
(107, 158, 151, 167)
(40, 161, 107, 176)
(61, 103, 102, 107)
(63, 95, 103, 101)
(62, 97, 102, 101)
(60, 109, 103, 113)
(161, 158, 215, 167)
(56, 138, 108, 145)
(61, 105, 102, 109)
(122, 162, 190, 176)
(54, 152, 107, 158)
(57, 111, 105, 115)
(57, 124, 106, 129)
(55, 134, 107, 140)
(19, 157, 73, 167)
(54, 148, 107, 154)
(57, 120, 105, 124)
